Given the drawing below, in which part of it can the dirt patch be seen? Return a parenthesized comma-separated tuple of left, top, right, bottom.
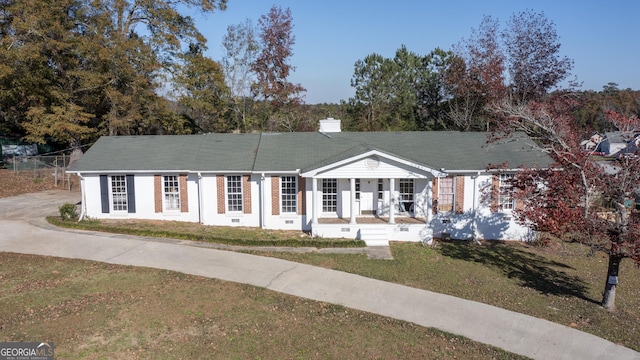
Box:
(0, 169, 78, 198)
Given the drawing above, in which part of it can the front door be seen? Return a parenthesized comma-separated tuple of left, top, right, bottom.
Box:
(359, 179, 377, 215)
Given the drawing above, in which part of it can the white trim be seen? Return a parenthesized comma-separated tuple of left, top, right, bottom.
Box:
(498, 173, 517, 210)
(442, 168, 551, 175)
(436, 176, 455, 214)
(349, 178, 357, 224)
(398, 178, 415, 214)
(197, 172, 203, 224)
(254, 170, 300, 175)
(321, 178, 338, 215)
(225, 175, 244, 214)
(472, 172, 480, 240)
(67, 169, 191, 174)
(78, 173, 86, 221)
(280, 175, 298, 214)
(389, 178, 395, 224)
(162, 175, 181, 212)
(67, 170, 256, 175)
(312, 177, 318, 225)
(300, 149, 446, 178)
(109, 175, 128, 213)
(260, 173, 266, 229)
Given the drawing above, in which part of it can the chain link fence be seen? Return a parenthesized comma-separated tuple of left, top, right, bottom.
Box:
(9, 154, 72, 189)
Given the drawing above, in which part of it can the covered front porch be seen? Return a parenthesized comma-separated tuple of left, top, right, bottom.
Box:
(301, 151, 444, 246)
(313, 216, 432, 246)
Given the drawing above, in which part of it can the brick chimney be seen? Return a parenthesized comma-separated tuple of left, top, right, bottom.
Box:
(318, 118, 341, 133)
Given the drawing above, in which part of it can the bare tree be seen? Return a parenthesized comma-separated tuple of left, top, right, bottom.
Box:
(221, 19, 258, 131)
(502, 10, 574, 101)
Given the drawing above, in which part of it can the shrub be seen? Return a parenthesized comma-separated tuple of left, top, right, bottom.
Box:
(59, 203, 78, 221)
(528, 231, 553, 247)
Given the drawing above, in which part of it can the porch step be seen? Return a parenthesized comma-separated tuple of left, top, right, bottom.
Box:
(359, 227, 389, 246)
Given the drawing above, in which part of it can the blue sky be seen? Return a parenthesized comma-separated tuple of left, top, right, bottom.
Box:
(191, 0, 640, 104)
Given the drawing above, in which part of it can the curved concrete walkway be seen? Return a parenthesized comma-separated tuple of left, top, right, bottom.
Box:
(1, 190, 638, 360)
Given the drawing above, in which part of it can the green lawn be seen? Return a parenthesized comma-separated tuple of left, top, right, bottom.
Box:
(1, 253, 525, 359)
(48, 216, 640, 352)
(255, 241, 640, 352)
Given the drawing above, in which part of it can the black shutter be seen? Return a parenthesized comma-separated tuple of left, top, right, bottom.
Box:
(100, 175, 109, 213)
(126, 175, 136, 213)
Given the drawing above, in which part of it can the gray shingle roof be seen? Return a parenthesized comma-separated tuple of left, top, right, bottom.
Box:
(68, 134, 260, 172)
(67, 131, 554, 173)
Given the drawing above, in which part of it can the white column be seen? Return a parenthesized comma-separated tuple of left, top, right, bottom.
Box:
(259, 173, 265, 229)
(198, 172, 204, 224)
(349, 178, 357, 224)
(426, 177, 433, 224)
(312, 177, 319, 225)
(472, 173, 480, 240)
(389, 178, 395, 224)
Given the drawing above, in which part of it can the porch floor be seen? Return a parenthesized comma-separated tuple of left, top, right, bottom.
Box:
(318, 216, 426, 225)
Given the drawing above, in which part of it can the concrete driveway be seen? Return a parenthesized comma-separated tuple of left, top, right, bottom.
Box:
(0, 190, 638, 360)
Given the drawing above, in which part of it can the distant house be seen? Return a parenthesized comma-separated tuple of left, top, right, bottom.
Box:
(597, 132, 640, 156)
(67, 119, 555, 245)
(581, 133, 604, 154)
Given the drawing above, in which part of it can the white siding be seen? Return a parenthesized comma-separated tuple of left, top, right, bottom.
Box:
(315, 156, 431, 179)
(199, 174, 261, 227)
(263, 175, 305, 231)
(80, 170, 533, 242)
(413, 179, 430, 218)
(83, 175, 103, 217)
(82, 173, 199, 222)
(430, 174, 532, 241)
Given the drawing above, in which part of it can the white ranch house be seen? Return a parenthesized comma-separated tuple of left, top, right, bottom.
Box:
(67, 119, 554, 246)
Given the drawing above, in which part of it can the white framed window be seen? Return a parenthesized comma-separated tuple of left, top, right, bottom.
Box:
(377, 179, 383, 200)
(499, 173, 516, 210)
(111, 175, 127, 212)
(281, 176, 297, 214)
(226, 175, 243, 212)
(163, 175, 180, 211)
(355, 178, 360, 200)
(322, 178, 337, 212)
(438, 177, 455, 213)
(399, 179, 414, 213)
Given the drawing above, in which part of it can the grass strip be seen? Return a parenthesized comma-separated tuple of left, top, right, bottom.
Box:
(47, 216, 366, 249)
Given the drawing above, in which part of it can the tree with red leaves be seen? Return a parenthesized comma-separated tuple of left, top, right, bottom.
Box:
(251, 6, 305, 115)
(491, 96, 640, 311)
(446, 16, 507, 131)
